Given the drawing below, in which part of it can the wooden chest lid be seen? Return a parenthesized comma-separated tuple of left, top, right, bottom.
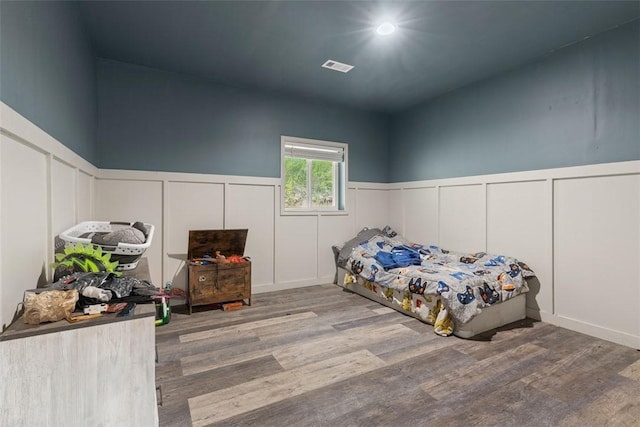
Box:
(188, 229, 248, 259)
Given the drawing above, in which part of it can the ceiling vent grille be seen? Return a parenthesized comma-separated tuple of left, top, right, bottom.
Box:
(322, 59, 354, 73)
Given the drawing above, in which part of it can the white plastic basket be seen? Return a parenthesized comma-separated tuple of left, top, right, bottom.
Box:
(59, 221, 155, 270)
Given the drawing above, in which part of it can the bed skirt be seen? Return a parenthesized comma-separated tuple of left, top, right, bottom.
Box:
(336, 267, 527, 338)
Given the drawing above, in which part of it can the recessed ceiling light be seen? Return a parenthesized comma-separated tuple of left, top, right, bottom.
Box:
(376, 22, 396, 36)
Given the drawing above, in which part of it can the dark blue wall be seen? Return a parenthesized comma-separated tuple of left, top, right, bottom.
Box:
(2, 1, 636, 184)
(96, 59, 389, 182)
(389, 21, 639, 182)
(0, 1, 96, 163)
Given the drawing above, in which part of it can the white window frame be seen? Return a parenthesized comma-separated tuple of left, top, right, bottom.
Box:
(280, 135, 348, 215)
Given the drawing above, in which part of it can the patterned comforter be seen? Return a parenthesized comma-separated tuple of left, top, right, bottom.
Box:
(344, 226, 535, 325)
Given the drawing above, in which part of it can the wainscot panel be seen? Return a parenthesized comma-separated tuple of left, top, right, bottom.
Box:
(554, 174, 639, 344)
(94, 178, 164, 285)
(166, 181, 224, 293)
(487, 180, 551, 317)
(391, 160, 639, 348)
(51, 158, 77, 236)
(402, 186, 439, 246)
(439, 184, 485, 252)
(226, 183, 275, 288)
(0, 102, 99, 330)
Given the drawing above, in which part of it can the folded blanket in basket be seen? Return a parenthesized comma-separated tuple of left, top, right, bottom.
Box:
(91, 221, 147, 246)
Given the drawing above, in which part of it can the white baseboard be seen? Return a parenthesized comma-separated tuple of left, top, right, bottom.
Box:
(536, 311, 640, 350)
(253, 277, 334, 294)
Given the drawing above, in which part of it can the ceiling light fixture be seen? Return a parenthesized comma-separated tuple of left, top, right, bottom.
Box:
(376, 22, 396, 36)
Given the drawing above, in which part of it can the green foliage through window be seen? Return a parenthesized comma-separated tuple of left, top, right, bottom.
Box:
(282, 137, 346, 212)
(284, 157, 308, 208)
(284, 157, 335, 209)
(311, 160, 334, 207)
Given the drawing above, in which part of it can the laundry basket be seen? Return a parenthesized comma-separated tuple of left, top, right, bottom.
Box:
(59, 221, 155, 270)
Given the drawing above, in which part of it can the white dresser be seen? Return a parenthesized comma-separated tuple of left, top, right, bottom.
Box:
(0, 260, 158, 427)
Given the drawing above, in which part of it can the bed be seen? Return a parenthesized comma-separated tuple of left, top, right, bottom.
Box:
(333, 226, 534, 338)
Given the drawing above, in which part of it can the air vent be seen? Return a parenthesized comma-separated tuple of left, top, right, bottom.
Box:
(322, 59, 354, 73)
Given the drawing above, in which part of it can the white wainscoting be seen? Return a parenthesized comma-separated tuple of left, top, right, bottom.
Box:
(0, 101, 392, 315)
(77, 171, 94, 223)
(354, 186, 390, 232)
(93, 171, 384, 295)
(439, 184, 485, 252)
(387, 189, 404, 236)
(275, 213, 319, 284)
(0, 102, 98, 330)
(553, 174, 639, 346)
(94, 177, 164, 284)
(317, 191, 356, 282)
(226, 183, 275, 287)
(1, 102, 638, 349)
(164, 181, 225, 290)
(486, 180, 552, 318)
(0, 102, 385, 329)
(403, 187, 438, 245)
(391, 162, 640, 348)
(51, 159, 78, 236)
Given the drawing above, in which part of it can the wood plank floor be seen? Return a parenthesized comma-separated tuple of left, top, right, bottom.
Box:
(156, 284, 640, 427)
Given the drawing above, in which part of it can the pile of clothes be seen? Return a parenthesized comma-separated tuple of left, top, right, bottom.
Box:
(47, 271, 162, 309)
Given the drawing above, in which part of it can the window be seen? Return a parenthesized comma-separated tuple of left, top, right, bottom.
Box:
(281, 136, 347, 213)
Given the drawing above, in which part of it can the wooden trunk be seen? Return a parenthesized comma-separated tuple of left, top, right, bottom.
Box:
(187, 229, 251, 314)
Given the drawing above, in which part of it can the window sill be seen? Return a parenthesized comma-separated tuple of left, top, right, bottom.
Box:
(280, 209, 349, 217)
